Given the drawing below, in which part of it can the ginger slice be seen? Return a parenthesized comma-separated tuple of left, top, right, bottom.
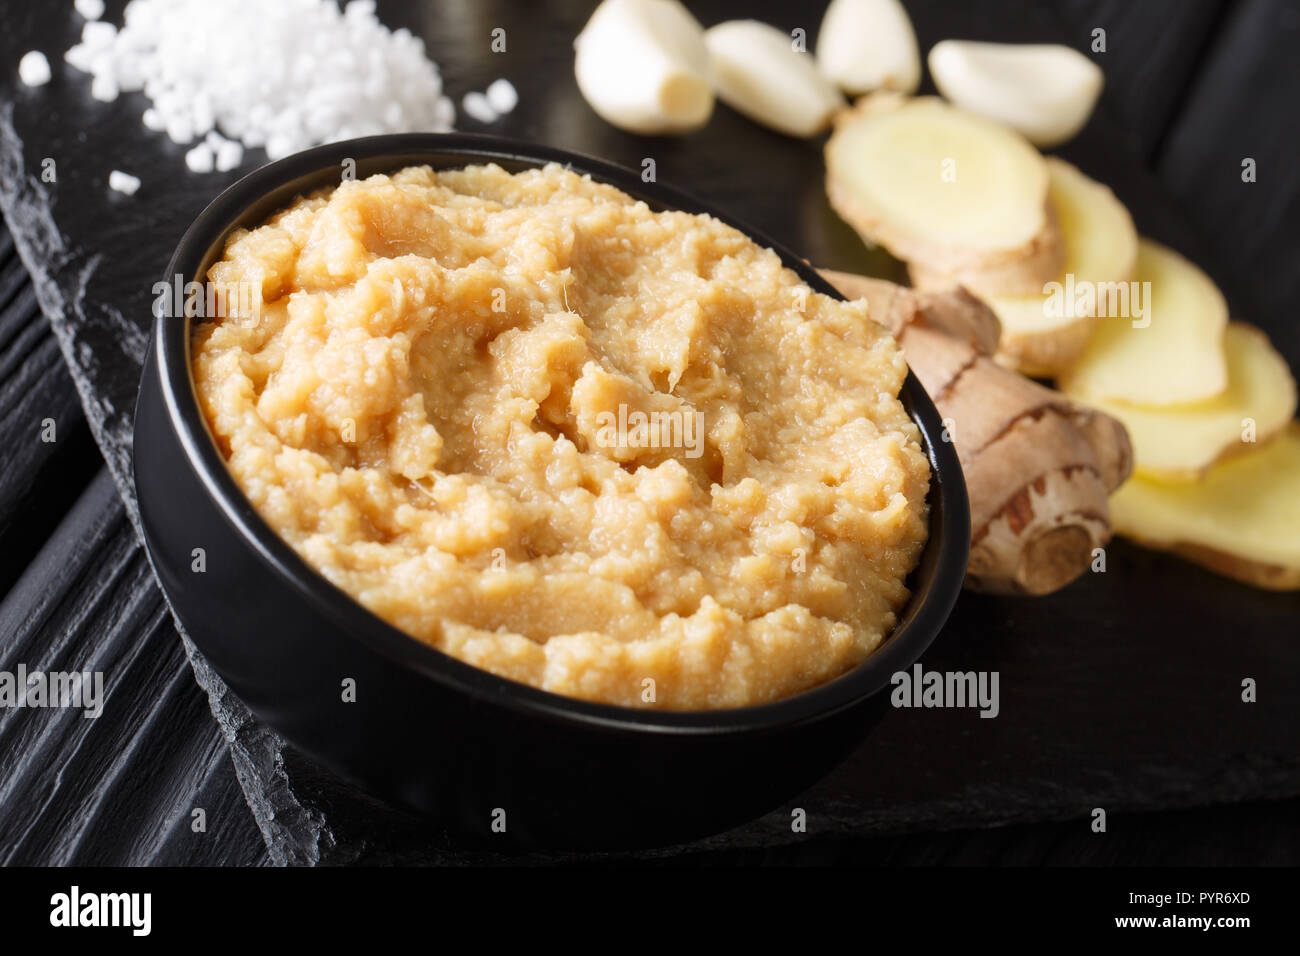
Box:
(821, 269, 1132, 595)
(1079, 322, 1297, 481)
(903, 322, 1131, 595)
(1111, 424, 1300, 590)
(914, 158, 1138, 376)
(1058, 238, 1229, 405)
(825, 94, 1064, 296)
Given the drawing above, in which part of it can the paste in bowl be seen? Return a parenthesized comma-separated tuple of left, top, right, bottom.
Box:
(191, 163, 930, 709)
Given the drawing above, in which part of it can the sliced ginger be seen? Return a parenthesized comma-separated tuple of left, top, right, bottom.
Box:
(913, 157, 1138, 376)
(977, 158, 1137, 375)
(1058, 238, 1228, 405)
(1082, 323, 1297, 480)
(1111, 424, 1300, 590)
(825, 94, 1063, 296)
(821, 269, 1133, 596)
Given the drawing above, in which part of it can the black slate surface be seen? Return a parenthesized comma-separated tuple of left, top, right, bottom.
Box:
(1, 0, 1297, 865)
(0, 227, 95, 592)
(4, 221, 1298, 868)
(0, 215, 265, 865)
(0, 469, 267, 866)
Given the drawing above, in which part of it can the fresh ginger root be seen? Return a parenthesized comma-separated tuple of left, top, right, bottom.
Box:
(822, 86, 1297, 594)
(1110, 424, 1300, 591)
(912, 157, 1138, 377)
(1059, 238, 1229, 406)
(821, 269, 1132, 595)
(825, 93, 1065, 298)
(827, 95, 1143, 378)
(821, 269, 1001, 355)
(1078, 322, 1297, 481)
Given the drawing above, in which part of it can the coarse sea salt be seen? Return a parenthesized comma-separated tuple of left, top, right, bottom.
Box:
(108, 170, 141, 195)
(75, 0, 105, 20)
(63, 0, 457, 172)
(214, 138, 244, 172)
(18, 51, 52, 87)
(184, 142, 214, 173)
(461, 91, 497, 124)
(485, 78, 518, 115)
(90, 72, 118, 102)
(461, 78, 517, 125)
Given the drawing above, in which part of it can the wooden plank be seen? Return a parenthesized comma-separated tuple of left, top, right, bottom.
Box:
(0, 469, 266, 866)
(0, 216, 264, 864)
(0, 239, 98, 596)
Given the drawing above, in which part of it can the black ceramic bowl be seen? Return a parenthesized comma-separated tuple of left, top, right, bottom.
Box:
(132, 134, 969, 850)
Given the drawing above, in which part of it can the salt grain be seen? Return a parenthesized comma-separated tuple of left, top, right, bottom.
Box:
(265, 133, 294, 161)
(18, 51, 52, 87)
(108, 170, 141, 195)
(75, 0, 106, 20)
(462, 91, 497, 124)
(81, 20, 117, 49)
(485, 78, 518, 115)
(165, 115, 193, 144)
(184, 142, 214, 173)
(63, 43, 95, 72)
(214, 139, 243, 172)
(89, 74, 119, 102)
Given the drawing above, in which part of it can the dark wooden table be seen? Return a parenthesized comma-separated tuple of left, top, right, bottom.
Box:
(1, 0, 1297, 866)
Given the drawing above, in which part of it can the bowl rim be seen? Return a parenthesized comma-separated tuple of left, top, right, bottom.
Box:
(149, 132, 969, 736)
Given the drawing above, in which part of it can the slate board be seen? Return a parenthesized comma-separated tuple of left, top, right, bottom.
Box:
(1, 0, 1297, 865)
(0, 468, 268, 866)
(5, 223, 1299, 868)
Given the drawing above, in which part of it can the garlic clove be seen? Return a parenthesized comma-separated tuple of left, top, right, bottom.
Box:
(928, 40, 1104, 147)
(574, 0, 713, 136)
(815, 0, 921, 95)
(705, 19, 844, 138)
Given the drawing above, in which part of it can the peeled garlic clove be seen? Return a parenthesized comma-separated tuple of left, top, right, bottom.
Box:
(928, 40, 1104, 147)
(574, 0, 713, 135)
(705, 20, 844, 138)
(815, 0, 921, 95)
